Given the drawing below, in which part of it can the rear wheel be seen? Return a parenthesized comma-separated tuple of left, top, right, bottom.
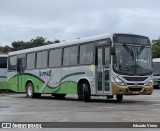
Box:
(116, 94, 123, 102)
(26, 83, 41, 98)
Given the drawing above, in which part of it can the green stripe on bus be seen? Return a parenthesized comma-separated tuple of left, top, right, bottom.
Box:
(8, 71, 85, 93)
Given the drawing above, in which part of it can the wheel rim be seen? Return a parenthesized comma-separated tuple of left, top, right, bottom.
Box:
(28, 85, 33, 96)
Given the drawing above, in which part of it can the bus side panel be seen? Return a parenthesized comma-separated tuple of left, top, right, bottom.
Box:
(7, 71, 18, 92)
(0, 68, 7, 90)
(7, 66, 96, 95)
(58, 65, 95, 94)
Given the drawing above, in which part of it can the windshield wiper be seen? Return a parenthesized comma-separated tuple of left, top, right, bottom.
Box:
(123, 44, 133, 56)
(138, 45, 145, 55)
(123, 44, 134, 61)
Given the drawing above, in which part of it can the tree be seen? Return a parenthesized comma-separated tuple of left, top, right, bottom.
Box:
(11, 36, 59, 51)
(30, 36, 47, 47)
(12, 41, 25, 51)
(0, 37, 60, 53)
(3, 46, 13, 52)
(152, 38, 160, 58)
(54, 39, 60, 43)
(0, 45, 13, 53)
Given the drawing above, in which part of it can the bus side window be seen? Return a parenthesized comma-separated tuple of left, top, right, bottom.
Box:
(8, 56, 17, 71)
(80, 43, 94, 65)
(27, 53, 35, 69)
(49, 49, 62, 67)
(63, 46, 78, 66)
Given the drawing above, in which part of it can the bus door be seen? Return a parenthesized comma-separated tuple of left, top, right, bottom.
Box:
(17, 57, 25, 91)
(96, 41, 111, 94)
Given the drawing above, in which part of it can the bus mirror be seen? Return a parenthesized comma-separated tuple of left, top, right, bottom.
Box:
(111, 47, 115, 55)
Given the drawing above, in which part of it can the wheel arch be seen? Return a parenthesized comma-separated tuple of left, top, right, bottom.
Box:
(25, 80, 34, 91)
(77, 78, 91, 94)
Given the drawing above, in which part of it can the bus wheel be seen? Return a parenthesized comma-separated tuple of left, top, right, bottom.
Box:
(26, 83, 41, 98)
(53, 94, 66, 99)
(77, 83, 83, 100)
(83, 83, 90, 102)
(116, 94, 123, 102)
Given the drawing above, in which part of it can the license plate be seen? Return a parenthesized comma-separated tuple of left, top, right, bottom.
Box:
(133, 92, 140, 94)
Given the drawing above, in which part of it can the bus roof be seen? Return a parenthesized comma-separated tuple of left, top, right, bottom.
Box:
(8, 32, 149, 56)
(153, 58, 160, 62)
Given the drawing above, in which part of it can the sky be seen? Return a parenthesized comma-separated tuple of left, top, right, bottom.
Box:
(0, 0, 160, 46)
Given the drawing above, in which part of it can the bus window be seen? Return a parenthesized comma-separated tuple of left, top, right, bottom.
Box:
(8, 56, 17, 70)
(63, 46, 78, 66)
(27, 53, 35, 69)
(0, 57, 7, 68)
(70, 46, 78, 65)
(63, 47, 70, 66)
(49, 49, 62, 67)
(41, 51, 48, 68)
(80, 43, 94, 65)
(36, 51, 48, 68)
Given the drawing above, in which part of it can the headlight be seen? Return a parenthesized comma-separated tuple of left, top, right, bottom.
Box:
(113, 76, 125, 86)
(145, 79, 153, 86)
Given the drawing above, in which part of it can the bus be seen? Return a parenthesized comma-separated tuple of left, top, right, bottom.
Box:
(153, 58, 160, 88)
(7, 33, 153, 102)
(0, 55, 8, 91)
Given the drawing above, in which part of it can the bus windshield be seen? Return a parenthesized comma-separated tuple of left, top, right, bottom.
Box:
(153, 62, 160, 76)
(113, 45, 152, 76)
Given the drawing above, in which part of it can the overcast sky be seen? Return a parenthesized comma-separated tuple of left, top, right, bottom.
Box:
(0, 0, 160, 46)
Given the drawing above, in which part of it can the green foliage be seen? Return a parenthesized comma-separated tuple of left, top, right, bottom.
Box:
(12, 36, 58, 51)
(152, 38, 160, 58)
(0, 36, 60, 53)
(0, 45, 13, 53)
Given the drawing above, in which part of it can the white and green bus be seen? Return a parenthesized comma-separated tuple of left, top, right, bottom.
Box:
(0, 55, 8, 91)
(153, 58, 160, 88)
(7, 33, 153, 101)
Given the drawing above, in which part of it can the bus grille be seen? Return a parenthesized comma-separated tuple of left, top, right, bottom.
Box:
(128, 87, 142, 92)
(123, 77, 148, 81)
(126, 83, 144, 86)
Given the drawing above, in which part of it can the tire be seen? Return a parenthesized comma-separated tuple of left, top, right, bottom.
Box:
(78, 83, 83, 100)
(26, 83, 41, 98)
(83, 83, 90, 102)
(53, 94, 66, 99)
(116, 94, 123, 102)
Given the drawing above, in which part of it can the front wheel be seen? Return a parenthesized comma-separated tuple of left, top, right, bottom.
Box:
(116, 94, 123, 102)
(26, 83, 41, 98)
(83, 83, 90, 102)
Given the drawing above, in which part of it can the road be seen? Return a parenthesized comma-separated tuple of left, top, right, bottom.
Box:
(0, 89, 160, 123)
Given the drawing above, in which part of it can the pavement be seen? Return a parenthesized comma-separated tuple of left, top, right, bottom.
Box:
(0, 89, 160, 130)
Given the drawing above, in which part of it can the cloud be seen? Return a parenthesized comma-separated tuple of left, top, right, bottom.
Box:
(0, 0, 160, 45)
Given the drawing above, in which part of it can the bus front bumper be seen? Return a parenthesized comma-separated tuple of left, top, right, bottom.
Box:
(111, 83, 153, 95)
